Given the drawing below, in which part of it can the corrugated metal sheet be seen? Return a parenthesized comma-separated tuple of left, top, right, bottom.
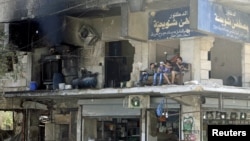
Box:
(80, 98, 141, 116)
(79, 98, 180, 116)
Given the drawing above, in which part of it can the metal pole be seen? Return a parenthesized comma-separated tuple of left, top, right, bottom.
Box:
(27, 109, 30, 141)
(80, 105, 83, 141)
(145, 109, 147, 141)
(219, 93, 223, 111)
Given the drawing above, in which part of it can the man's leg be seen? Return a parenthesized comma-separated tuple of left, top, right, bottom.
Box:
(145, 74, 149, 81)
(158, 73, 163, 85)
(171, 71, 177, 84)
(153, 73, 158, 86)
(163, 73, 171, 84)
(141, 74, 149, 85)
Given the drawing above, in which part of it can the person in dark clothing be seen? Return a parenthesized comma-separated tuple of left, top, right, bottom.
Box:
(171, 56, 187, 84)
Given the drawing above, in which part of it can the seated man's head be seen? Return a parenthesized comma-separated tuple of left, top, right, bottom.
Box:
(150, 63, 155, 68)
(176, 57, 183, 64)
(160, 61, 165, 66)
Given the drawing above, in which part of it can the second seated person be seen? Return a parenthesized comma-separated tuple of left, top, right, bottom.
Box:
(138, 63, 156, 86)
(163, 60, 172, 85)
(153, 61, 171, 86)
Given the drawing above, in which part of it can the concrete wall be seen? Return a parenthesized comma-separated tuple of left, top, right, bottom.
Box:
(80, 41, 105, 88)
(62, 16, 123, 88)
(32, 47, 49, 87)
(30, 111, 40, 141)
(0, 23, 5, 45)
(129, 40, 154, 82)
(0, 51, 32, 91)
(128, 12, 148, 40)
(83, 118, 97, 141)
(63, 12, 148, 43)
(181, 96, 201, 141)
(13, 112, 24, 135)
(180, 37, 214, 82)
(156, 39, 179, 63)
(63, 16, 90, 46)
(63, 16, 122, 46)
(211, 38, 242, 85)
(62, 14, 149, 87)
(147, 110, 158, 141)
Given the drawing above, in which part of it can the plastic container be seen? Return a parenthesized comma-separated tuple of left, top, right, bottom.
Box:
(29, 81, 37, 91)
(59, 83, 65, 90)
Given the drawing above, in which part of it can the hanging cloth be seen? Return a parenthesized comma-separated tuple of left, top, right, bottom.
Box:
(156, 99, 165, 117)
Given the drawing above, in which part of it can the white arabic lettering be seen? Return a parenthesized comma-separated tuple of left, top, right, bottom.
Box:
(151, 9, 190, 34)
(214, 13, 249, 32)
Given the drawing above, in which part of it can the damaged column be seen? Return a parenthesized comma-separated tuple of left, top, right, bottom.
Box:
(181, 96, 201, 141)
(180, 37, 214, 83)
(129, 40, 156, 83)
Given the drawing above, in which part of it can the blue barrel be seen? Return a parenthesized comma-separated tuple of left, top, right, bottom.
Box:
(29, 81, 37, 91)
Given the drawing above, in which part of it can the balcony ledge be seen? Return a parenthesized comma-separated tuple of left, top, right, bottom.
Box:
(4, 84, 250, 100)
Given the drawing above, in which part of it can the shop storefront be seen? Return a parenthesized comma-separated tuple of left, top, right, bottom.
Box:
(77, 96, 181, 141)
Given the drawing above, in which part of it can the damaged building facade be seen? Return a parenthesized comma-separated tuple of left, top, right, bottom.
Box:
(0, 0, 250, 141)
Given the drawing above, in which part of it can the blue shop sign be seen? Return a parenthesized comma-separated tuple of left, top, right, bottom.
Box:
(195, 0, 250, 42)
(148, 7, 202, 40)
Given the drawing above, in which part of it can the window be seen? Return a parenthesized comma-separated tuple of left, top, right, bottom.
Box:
(0, 111, 13, 130)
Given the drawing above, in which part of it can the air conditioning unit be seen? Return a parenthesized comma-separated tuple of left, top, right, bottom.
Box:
(127, 95, 150, 108)
(78, 24, 99, 46)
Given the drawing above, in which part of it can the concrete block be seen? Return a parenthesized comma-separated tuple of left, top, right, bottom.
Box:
(200, 79, 223, 86)
(200, 70, 209, 79)
(201, 61, 211, 70)
(200, 50, 208, 60)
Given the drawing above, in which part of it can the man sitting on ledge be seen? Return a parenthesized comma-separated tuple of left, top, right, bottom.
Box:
(171, 56, 188, 84)
(138, 63, 156, 86)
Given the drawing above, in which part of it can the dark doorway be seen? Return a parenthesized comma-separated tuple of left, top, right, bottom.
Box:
(105, 40, 134, 88)
(9, 20, 41, 51)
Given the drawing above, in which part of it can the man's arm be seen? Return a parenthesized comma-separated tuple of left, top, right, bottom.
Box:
(180, 63, 189, 71)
